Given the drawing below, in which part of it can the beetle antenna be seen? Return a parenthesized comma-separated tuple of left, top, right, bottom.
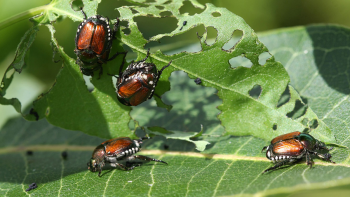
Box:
(80, 7, 87, 19)
(139, 49, 151, 62)
(107, 74, 119, 78)
(141, 136, 151, 141)
(118, 52, 128, 75)
(113, 18, 120, 36)
(159, 60, 172, 74)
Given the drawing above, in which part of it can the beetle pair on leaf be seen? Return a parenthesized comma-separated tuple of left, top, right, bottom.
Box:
(74, 9, 171, 106)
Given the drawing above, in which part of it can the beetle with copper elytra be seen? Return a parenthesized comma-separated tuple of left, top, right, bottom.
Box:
(116, 49, 171, 106)
(262, 131, 335, 173)
(74, 9, 124, 77)
(88, 137, 167, 176)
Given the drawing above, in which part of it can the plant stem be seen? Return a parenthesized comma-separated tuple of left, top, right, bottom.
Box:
(0, 5, 49, 30)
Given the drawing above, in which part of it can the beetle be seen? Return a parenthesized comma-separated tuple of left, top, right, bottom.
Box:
(262, 131, 335, 173)
(116, 50, 171, 106)
(87, 137, 167, 176)
(74, 9, 123, 77)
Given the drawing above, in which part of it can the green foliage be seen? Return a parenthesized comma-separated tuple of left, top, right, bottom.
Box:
(0, 0, 334, 142)
(1, 0, 350, 196)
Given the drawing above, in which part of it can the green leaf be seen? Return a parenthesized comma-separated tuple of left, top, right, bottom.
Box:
(147, 125, 209, 151)
(0, 1, 335, 143)
(259, 24, 350, 164)
(31, 24, 132, 139)
(1, 70, 348, 196)
(32, 0, 100, 25)
(117, 2, 335, 143)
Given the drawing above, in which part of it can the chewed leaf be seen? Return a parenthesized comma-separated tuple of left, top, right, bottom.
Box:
(147, 125, 209, 151)
(0, 0, 335, 143)
(116, 3, 335, 143)
(259, 24, 350, 160)
(32, 0, 100, 24)
(29, 24, 132, 139)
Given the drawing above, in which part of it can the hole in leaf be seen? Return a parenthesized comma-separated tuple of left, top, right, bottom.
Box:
(160, 11, 172, 17)
(259, 52, 272, 66)
(131, 8, 139, 14)
(222, 30, 243, 50)
(229, 55, 252, 68)
(309, 119, 319, 130)
(163, 144, 169, 150)
(179, 1, 203, 15)
(45, 107, 50, 116)
(212, 12, 221, 17)
(123, 44, 137, 61)
(146, 25, 205, 55)
(134, 16, 177, 40)
(301, 118, 309, 127)
(155, 5, 164, 10)
(71, 0, 84, 11)
(30, 25, 61, 82)
(249, 85, 262, 99)
(286, 100, 307, 120)
(119, 21, 130, 35)
(5, 68, 15, 79)
(302, 128, 310, 133)
(277, 86, 291, 108)
(273, 124, 277, 130)
(300, 96, 308, 105)
(82, 75, 94, 92)
(163, 0, 171, 4)
(205, 26, 217, 46)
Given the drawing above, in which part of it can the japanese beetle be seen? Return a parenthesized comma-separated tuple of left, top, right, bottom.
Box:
(87, 137, 167, 176)
(75, 9, 123, 77)
(116, 50, 171, 106)
(262, 131, 335, 173)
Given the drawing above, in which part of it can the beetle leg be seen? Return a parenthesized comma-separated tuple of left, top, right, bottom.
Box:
(98, 168, 102, 177)
(129, 155, 168, 165)
(138, 49, 150, 63)
(263, 159, 295, 173)
(261, 146, 268, 153)
(146, 60, 172, 99)
(111, 162, 137, 171)
(108, 51, 127, 62)
(118, 52, 128, 75)
(306, 151, 313, 168)
(98, 66, 103, 79)
(311, 151, 336, 164)
(98, 162, 105, 177)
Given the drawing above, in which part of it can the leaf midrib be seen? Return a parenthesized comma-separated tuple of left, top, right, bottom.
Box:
(0, 145, 348, 167)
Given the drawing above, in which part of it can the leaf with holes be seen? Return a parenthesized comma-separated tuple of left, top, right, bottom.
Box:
(0, 68, 347, 196)
(0, 0, 131, 139)
(259, 24, 350, 171)
(116, 1, 335, 143)
(0, 0, 335, 142)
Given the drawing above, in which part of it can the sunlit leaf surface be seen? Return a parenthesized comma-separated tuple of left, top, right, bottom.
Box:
(1, 67, 349, 196)
(0, 0, 335, 144)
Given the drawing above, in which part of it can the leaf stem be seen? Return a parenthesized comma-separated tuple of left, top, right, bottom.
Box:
(0, 5, 49, 30)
